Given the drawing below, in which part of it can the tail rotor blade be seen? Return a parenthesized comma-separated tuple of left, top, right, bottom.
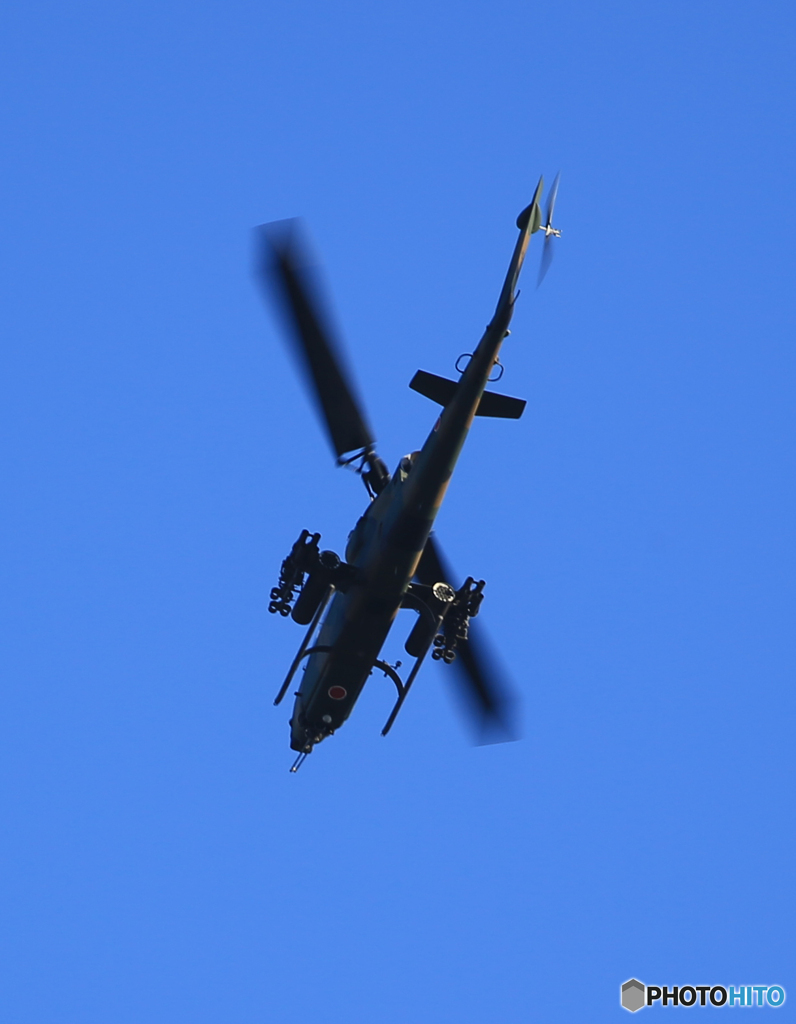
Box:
(416, 535, 520, 743)
(537, 172, 561, 289)
(537, 234, 555, 288)
(544, 171, 560, 229)
(256, 219, 376, 461)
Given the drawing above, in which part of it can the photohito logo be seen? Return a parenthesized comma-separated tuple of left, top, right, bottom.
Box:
(620, 979, 786, 1011)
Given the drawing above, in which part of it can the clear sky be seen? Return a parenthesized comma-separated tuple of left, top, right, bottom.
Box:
(1, 1, 794, 1021)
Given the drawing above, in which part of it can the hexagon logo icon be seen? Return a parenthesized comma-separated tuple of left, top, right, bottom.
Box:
(621, 979, 645, 1012)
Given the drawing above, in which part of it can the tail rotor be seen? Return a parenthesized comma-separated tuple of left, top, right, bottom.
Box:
(537, 172, 561, 288)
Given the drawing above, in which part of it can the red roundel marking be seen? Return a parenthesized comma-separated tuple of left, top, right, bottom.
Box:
(328, 686, 347, 701)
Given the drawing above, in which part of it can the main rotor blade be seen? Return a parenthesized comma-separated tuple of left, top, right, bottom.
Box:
(416, 535, 519, 744)
(256, 220, 376, 461)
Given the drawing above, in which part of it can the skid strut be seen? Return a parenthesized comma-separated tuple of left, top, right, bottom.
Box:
(380, 646, 434, 736)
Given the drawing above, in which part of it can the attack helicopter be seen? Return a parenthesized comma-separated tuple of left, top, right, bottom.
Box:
(257, 174, 561, 771)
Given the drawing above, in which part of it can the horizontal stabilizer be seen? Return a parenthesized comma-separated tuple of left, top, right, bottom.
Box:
(409, 370, 526, 419)
(477, 390, 527, 418)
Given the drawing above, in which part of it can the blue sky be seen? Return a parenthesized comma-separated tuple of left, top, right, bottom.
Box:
(1, 1, 794, 1021)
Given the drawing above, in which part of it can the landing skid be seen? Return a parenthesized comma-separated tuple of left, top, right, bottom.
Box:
(379, 579, 460, 734)
(273, 586, 334, 706)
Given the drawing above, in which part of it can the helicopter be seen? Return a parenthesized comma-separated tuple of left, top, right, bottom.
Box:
(257, 173, 561, 771)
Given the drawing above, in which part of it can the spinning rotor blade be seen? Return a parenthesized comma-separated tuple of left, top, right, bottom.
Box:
(544, 171, 560, 229)
(537, 172, 560, 289)
(538, 235, 555, 288)
(256, 220, 376, 461)
(416, 535, 519, 744)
